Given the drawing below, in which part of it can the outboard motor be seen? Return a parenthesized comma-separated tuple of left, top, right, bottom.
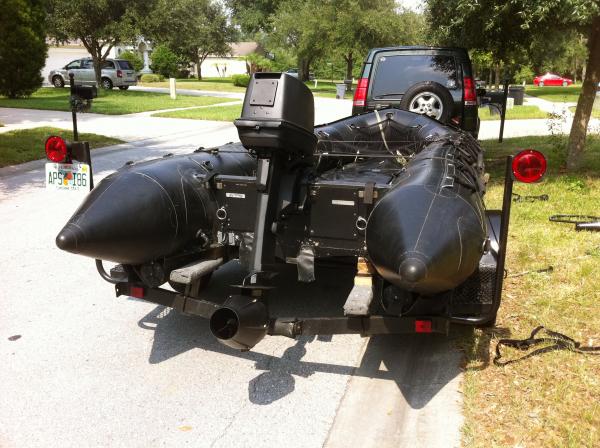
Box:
(210, 73, 316, 348)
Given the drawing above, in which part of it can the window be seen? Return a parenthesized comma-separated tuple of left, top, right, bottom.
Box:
(102, 61, 115, 69)
(117, 60, 134, 70)
(65, 60, 81, 69)
(371, 54, 458, 99)
(81, 60, 94, 69)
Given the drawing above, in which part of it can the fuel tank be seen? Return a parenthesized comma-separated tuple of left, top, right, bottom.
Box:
(56, 143, 255, 264)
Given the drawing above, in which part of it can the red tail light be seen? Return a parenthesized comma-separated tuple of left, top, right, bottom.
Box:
(45, 136, 68, 163)
(512, 149, 547, 183)
(353, 78, 369, 107)
(415, 320, 432, 333)
(463, 76, 477, 106)
(117, 69, 123, 78)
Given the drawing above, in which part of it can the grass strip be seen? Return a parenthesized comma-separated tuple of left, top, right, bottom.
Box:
(460, 134, 600, 447)
(141, 77, 354, 98)
(525, 84, 582, 103)
(479, 105, 549, 120)
(0, 88, 236, 115)
(153, 104, 243, 121)
(0, 126, 122, 167)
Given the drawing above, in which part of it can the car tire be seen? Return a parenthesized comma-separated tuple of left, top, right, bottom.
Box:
(118, 86, 129, 90)
(539, 81, 544, 87)
(399, 81, 453, 123)
(52, 76, 65, 88)
(101, 78, 113, 89)
(562, 81, 568, 87)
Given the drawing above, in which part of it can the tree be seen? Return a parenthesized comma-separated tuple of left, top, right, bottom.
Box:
(226, 0, 279, 35)
(47, 0, 149, 88)
(328, 1, 423, 84)
(268, 0, 331, 81)
(149, 45, 180, 77)
(147, 0, 237, 80)
(0, 0, 47, 98)
(119, 50, 144, 72)
(426, 0, 600, 170)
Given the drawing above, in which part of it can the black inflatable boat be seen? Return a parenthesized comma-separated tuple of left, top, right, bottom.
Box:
(53, 73, 546, 350)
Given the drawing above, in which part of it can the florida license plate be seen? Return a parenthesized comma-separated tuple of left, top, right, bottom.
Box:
(45, 162, 90, 192)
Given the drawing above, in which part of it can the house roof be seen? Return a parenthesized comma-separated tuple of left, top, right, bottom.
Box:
(229, 42, 260, 57)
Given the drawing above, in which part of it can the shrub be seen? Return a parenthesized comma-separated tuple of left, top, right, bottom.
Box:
(149, 45, 180, 78)
(0, 0, 47, 98)
(232, 74, 250, 87)
(119, 50, 144, 72)
(140, 74, 165, 83)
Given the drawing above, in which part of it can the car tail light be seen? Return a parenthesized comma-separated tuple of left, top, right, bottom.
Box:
(117, 69, 123, 78)
(415, 320, 432, 333)
(512, 149, 547, 183)
(45, 136, 68, 163)
(463, 76, 477, 106)
(353, 78, 369, 107)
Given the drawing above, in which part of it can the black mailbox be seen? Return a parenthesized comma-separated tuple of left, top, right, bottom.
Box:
(234, 73, 317, 157)
(72, 85, 98, 100)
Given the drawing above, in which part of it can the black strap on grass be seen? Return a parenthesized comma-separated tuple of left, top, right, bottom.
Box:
(512, 192, 549, 202)
(494, 326, 600, 366)
(549, 214, 600, 224)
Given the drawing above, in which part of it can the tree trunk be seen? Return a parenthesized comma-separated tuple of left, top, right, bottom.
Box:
(196, 56, 202, 80)
(298, 57, 310, 82)
(494, 63, 501, 90)
(344, 52, 353, 92)
(566, 16, 600, 170)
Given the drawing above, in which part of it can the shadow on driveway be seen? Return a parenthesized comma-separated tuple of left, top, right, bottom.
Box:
(137, 261, 475, 410)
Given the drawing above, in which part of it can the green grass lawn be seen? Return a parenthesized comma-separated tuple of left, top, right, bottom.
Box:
(0, 126, 123, 167)
(569, 104, 600, 119)
(479, 105, 549, 120)
(140, 77, 247, 93)
(0, 88, 236, 115)
(153, 103, 243, 121)
(141, 77, 354, 98)
(461, 134, 600, 447)
(525, 84, 582, 103)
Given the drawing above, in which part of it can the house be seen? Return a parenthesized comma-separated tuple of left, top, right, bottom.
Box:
(192, 42, 260, 78)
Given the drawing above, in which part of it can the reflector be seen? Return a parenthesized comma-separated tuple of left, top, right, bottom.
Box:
(130, 286, 145, 298)
(512, 149, 547, 183)
(45, 136, 68, 163)
(415, 320, 432, 333)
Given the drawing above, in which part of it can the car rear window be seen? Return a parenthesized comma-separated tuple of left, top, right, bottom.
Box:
(118, 60, 134, 70)
(371, 54, 458, 99)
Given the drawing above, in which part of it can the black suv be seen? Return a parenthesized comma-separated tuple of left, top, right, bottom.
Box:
(352, 47, 479, 137)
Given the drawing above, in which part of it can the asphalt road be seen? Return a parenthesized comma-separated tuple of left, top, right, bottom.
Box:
(1, 116, 464, 448)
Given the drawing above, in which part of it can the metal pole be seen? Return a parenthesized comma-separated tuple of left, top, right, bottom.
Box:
(69, 73, 79, 141)
(492, 156, 514, 314)
(498, 78, 509, 143)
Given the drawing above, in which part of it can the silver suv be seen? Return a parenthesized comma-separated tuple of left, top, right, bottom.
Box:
(49, 58, 137, 90)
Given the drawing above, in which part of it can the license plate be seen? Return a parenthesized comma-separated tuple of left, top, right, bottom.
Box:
(45, 162, 90, 192)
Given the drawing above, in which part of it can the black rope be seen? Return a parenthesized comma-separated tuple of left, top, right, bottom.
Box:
(494, 326, 600, 366)
(549, 214, 600, 224)
(512, 193, 549, 203)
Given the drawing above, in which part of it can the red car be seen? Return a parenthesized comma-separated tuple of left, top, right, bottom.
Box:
(533, 73, 573, 87)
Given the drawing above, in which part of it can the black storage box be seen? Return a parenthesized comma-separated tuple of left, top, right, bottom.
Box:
(234, 73, 317, 157)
